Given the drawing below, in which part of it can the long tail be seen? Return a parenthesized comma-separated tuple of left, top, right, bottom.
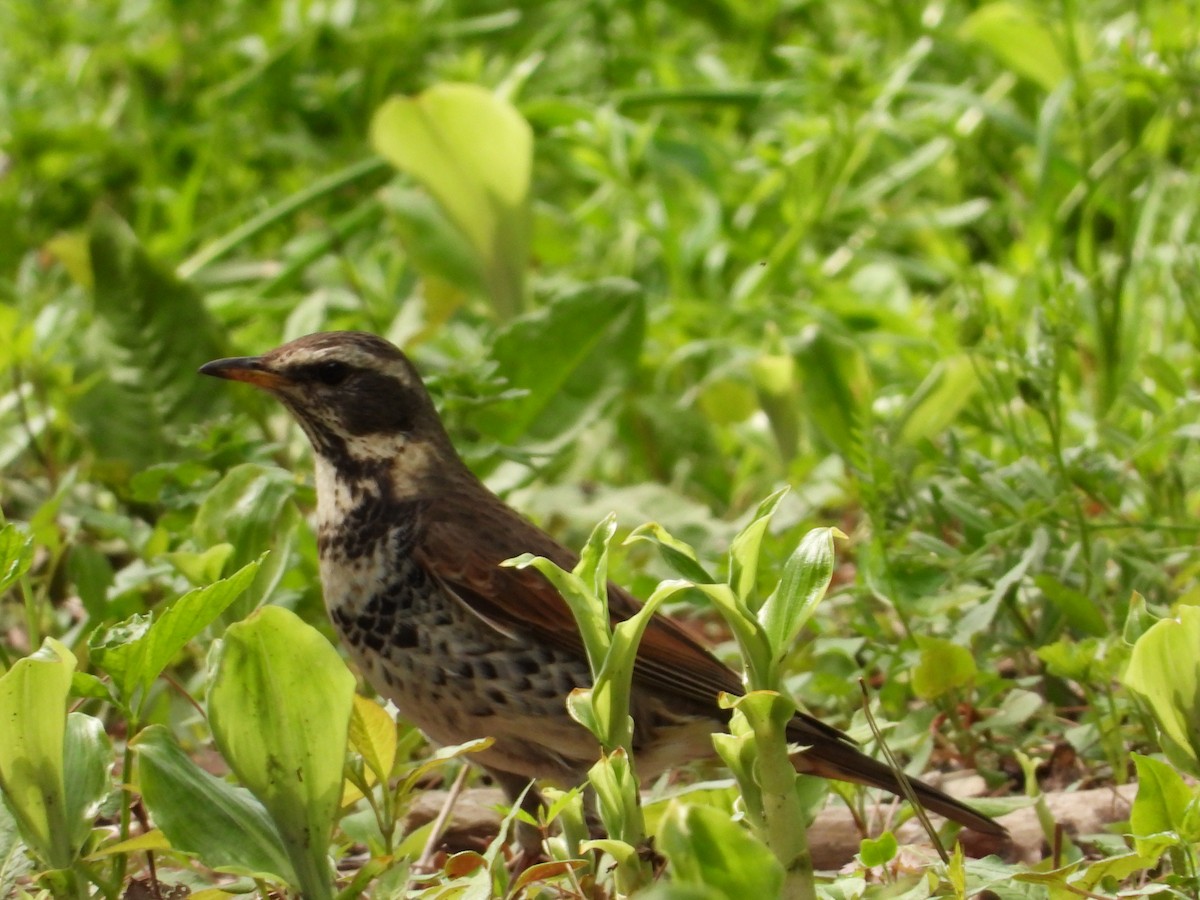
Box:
(788, 713, 1006, 836)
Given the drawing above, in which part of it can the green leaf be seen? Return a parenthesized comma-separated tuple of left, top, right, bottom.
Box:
(793, 326, 867, 463)
(132, 725, 295, 883)
(193, 464, 298, 621)
(591, 579, 688, 751)
(0, 638, 76, 868)
(1123, 607, 1200, 776)
(692, 583, 772, 691)
(911, 636, 977, 700)
(347, 695, 397, 786)
(90, 556, 262, 704)
(959, 2, 1070, 92)
(0, 524, 33, 596)
(477, 278, 645, 451)
(658, 801, 784, 899)
(370, 83, 531, 318)
(62, 713, 112, 854)
(80, 207, 224, 467)
(1034, 575, 1107, 637)
(893, 354, 980, 445)
(858, 831, 898, 867)
(624, 523, 717, 585)
(758, 527, 839, 674)
(208, 606, 356, 900)
(728, 487, 788, 609)
(66, 543, 115, 619)
(1129, 754, 1195, 854)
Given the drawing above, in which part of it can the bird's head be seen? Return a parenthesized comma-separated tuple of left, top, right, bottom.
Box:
(200, 331, 456, 477)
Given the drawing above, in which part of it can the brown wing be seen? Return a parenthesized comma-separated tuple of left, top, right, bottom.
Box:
(412, 490, 746, 708)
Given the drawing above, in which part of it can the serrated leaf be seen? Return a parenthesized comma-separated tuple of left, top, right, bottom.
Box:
(80, 208, 224, 466)
(132, 725, 295, 882)
(89, 557, 261, 704)
(370, 83, 531, 318)
(208, 606, 355, 900)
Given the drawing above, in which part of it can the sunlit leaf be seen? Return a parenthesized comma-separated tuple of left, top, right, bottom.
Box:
(371, 83, 531, 318)
(208, 606, 355, 900)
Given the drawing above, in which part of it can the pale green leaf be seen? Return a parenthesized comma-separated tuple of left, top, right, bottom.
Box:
(208, 606, 355, 900)
(370, 83, 531, 318)
(911, 636, 977, 700)
(0, 638, 76, 868)
(658, 801, 784, 899)
(1123, 607, 1200, 775)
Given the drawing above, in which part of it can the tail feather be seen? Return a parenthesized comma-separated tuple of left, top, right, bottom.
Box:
(789, 715, 1006, 836)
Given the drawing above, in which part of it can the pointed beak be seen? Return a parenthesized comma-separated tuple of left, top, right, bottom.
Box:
(198, 356, 291, 391)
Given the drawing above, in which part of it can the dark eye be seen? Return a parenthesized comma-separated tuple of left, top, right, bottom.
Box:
(311, 360, 351, 386)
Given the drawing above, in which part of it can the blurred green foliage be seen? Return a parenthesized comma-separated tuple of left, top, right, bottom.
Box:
(2, 0, 1200, 895)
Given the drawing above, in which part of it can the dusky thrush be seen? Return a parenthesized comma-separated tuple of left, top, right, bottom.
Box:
(200, 331, 1003, 837)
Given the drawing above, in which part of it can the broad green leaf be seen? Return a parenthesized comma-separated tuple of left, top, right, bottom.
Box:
(1129, 754, 1194, 854)
(893, 354, 980, 445)
(208, 606, 355, 900)
(728, 487, 789, 609)
(0, 638, 75, 868)
(960, 2, 1070, 92)
(758, 527, 840, 673)
(912, 636, 977, 700)
(658, 801, 784, 899)
(0, 524, 33, 595)
(476, 279, 645, 452)
(132, 725, 295, 883)
(370, 83, 531, 318)
(1123, 607, 1200, 775)
(62, 713, 112, 854)
(379, 186, 484, 299)
(164, 543, 235, 587)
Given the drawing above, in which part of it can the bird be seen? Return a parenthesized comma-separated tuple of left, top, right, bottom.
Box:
(199, 330, 1004, 839)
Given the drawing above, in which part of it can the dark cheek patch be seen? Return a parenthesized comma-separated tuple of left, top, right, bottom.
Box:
(342, 372, 417, 435)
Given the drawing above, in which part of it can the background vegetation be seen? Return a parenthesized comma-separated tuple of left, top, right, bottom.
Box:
(2, 0, 1199, 896)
